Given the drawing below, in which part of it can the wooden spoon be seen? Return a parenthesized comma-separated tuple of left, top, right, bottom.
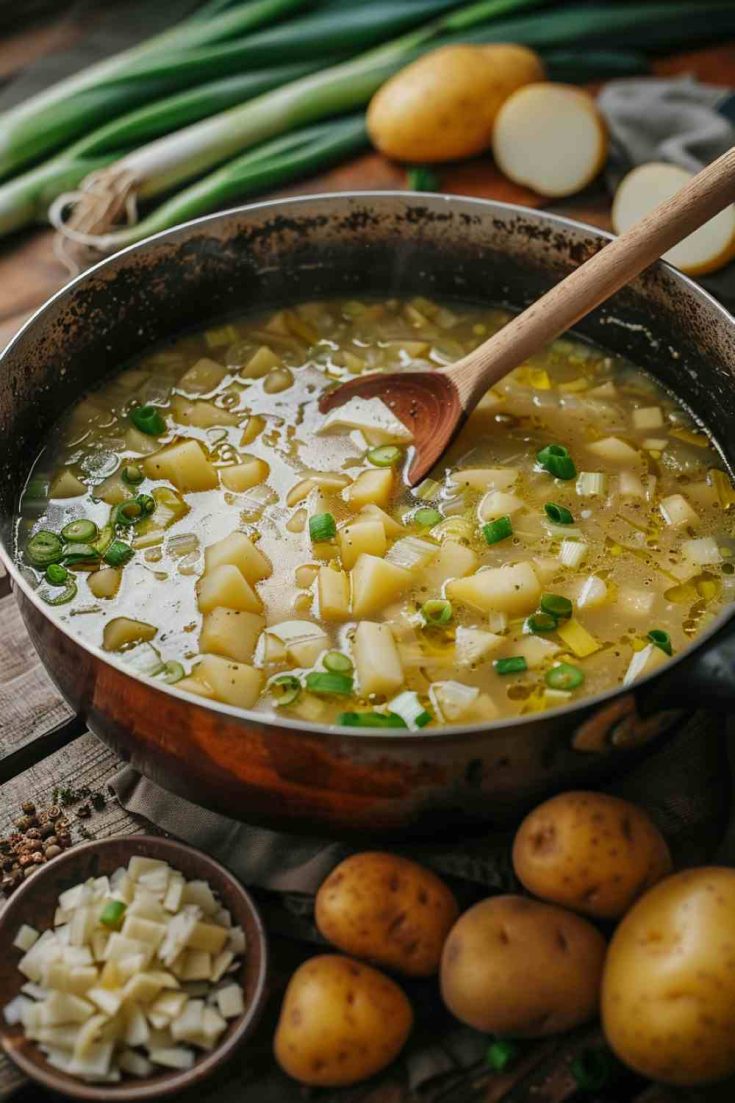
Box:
(320, 146, 735, 486)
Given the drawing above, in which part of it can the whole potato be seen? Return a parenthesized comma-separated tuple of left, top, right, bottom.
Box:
(315, 852, 459, 976)
(440, 895, 606, 1036)
(274, 954, 413, 1087)
(513, 791, 672, 919)
(602, 867, 735, 1085)
(367, 44, 544, 163)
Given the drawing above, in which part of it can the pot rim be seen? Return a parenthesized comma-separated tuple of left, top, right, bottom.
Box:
(1, 190, 733, 741)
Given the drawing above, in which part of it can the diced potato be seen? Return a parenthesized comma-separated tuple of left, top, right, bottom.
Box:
(455, 627, 504, 667)
(220, 458, 269, 493)
(13, 926, 40, 952)
(449, 467, 518, 492)
(182, 881, 218, 915)
(49, 469, 86, 498)
(577, 574, 608, 608)
(170, 395, 239, 429)
(266, 620, 329, 666)
(87, 568, 121, 600)
(515, 635, 560, 669)
(318, 566, 350, 621)
(240, 414, 266, 446)
(40, 991, 94, 1025)
(119, 1050, 153, 1078)
(178, 357, 227, 394)
(344, 468, 394, 509)
(632, 405, 663, 429)
(623, 642, 668, 686)
(240, 345, 281, 379)
(358, 503, 405, 537)
(148, 1046, 195, 1070)
(350, 554, 412, 617)
(102, 618, 156, 652)
(200, 607, 264, 663)
(587, 436, 640, 465)
(125, 426, 160, 455)
(477, 490, 525, 521)
(422, 541, 477, 589)
(556, 617, 601, 658)
(617, 587, 655, 618)
(682, 535, 722, 565)
(338, 520, 386, 570)
(195, 655, 262, 709)
(176, 677, 215, 701)
(94, 470, 129, 506)
(187, 922, 228, 955)
(177, 950, 212, 981)
(429, 680, 479, 722)
(144, 439, 218, 492)
(659, 493, 699, 528)
(353, 622, 404, 697)
(317, 396, 414, 444)
(86, 987, 123, 1017)
(447, 562, 541, 616)
(197, 565, 262, 615)
(120, 915, 166, 949)
(216, 984, 245, 1019)
(203, 531, 271, 583)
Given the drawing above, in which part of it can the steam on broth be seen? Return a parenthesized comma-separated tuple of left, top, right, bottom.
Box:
(14, 298, 735, 729)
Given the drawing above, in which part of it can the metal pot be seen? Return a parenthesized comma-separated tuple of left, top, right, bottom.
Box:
(1, 193, 734, 838)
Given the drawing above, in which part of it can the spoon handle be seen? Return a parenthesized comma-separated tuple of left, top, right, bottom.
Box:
(446, 145, 735, 408)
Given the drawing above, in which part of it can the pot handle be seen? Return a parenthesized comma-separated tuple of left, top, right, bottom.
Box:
(638, 615, 735, 714)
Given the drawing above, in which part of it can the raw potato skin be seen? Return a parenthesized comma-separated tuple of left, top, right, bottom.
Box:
(602, 867, 735, 1086)
(315, 852, 459, 977)
(440, 895, 606, 1037)
(274, 954, 413, 1087)
(367, 44, 545, 163)
(512, 791, 672, 919)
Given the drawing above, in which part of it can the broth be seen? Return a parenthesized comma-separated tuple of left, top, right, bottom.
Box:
(14, 298, 735, 729)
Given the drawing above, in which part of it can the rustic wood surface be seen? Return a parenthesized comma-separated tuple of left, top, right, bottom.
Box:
(0, 7, 734, 1102)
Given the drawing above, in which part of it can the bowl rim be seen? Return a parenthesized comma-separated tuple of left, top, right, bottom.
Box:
(0, 834, 269, 1101)
(1, 190, 733, 740)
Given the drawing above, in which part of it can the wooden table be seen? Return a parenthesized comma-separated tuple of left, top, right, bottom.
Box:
(1, 11, 734, 1103)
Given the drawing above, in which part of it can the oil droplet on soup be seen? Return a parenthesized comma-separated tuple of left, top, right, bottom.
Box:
(14, 299, 735, 729)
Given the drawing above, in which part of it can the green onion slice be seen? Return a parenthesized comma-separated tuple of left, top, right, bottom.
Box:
(545, 662, 584, 690)
(121, 463, 144, 486)
(494, 656, 528, 676)
(100, 900, 127, 930)
(323, 651, 353, 674)
(526, 611, 558, 634)
(130, 405, 166, 435)
(407, 166, 440, 192)
(388, 690, 432, 730)
(104, 540, 134, 567)
(537, 443, 577, 480)
(61, 519, 98, 543)
(270, 674, 301, 706)
(305, 671, 353, 696)
(414, 507, 442, 529)
(647, 629, 673, 655)
(486, 1039, 520, 1072)
(41, 580, 78, 606)
(339, 712, 407, 729)
(540, 593, 573, 619)
(367, 445, 401, 467)
(309, 512, 336, 542)
(26, 530, 63, 567)
(420, 599, 452, 626)
(45, 563, 69, 586)
(544, 502, 574, 524)
(114, 494, 155, 526)
(61, 543, 100, 566)
(158, 660, 185, 685)
(482, 515, 513, 545)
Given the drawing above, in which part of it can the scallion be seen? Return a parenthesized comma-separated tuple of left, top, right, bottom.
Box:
(482, 515, 513, 545)
(544, 502, 574, 525)
(61, 543, 100, 566)
(99, 900, 127, 930)
(526, 611, 558, 634)
(26, 530, 63, 568)
(367, 444, 402, 467)
(494, 656, 528, 675)
(323, 651, 353, 674)
(104, 540, 134, 567)
(537, 443, 577, 480)
(407, 165, 441, 191)
(388, 690, 432, 729)
(309, 512, 336, 542)
(121, 464, 144, 486)
(61, 518, 98, 543)
(339, 711, 407, 728)
(270, 673, 301, 706)
(414, 507, 442, 529)
(486, 1039, 520, 1072)
(539, 593, 573, 619)
(158, 660, 185, 685)
(130, 405, 166, 436)
(305, 671, 353, 696)
(545, 662, 584, 690)
(45, 563, 69, 586)
(41, 580, 78, 606)
(114, 494, 156, 527)
(421, 598, 453, 626)
(647, 628, 673, 655)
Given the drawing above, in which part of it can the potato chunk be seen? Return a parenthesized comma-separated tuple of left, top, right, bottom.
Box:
(195, 655, 262, 709)
(103, 618, 157, 652)
(204, 531, 271, 583)
(350, 555, 412, 617)
(338, 520, 387, 570)
(422, 540, 477, 589)
(344, 469, 394, 509)
(318, 566, 350, 621)
(197, 565, 262, 614)
(144, 440, 218, 492)
(220, 459, 269, 493)
(354, 622, 404, 697)
(177, 357, 227, 394)
(447, 562, 540, 615)
(200, 608, 264, 663)
(87, 568, 121, 600)
(170, 396, 239, 429)
(49, 469, 86, 498)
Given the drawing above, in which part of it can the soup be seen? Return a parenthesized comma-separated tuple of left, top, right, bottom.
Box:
(14, 298, 735, 729)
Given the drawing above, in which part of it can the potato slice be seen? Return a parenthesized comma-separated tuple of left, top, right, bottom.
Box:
(318, 566, 350, 621)
(200, 607, 264, 663)
(197, 565, 262, 614)
(354, 622, 404, 697)
(493, 83, 607, 198)
(195, 655, 262, 709)
(613, 161, 735, 276)
(102, 618, 156, 652)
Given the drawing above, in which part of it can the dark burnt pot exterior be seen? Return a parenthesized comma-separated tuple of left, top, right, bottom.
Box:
(1, 194, 734, 838)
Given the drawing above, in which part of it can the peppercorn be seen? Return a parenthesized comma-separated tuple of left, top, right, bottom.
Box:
(21, 801, 36, 816)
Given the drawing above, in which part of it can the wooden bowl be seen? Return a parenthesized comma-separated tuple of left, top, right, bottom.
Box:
(0, 835, 268, 1100)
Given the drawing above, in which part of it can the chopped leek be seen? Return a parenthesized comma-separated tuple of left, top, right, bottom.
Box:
(544, 502, 574, 524)
(576, 471, 607, 497)
(482, 515, 513, 545)
(323, 651, 353, 674)
(309, 513, 336, 542)
(421, 598, 453, 626)
(539, 593, 572, 619)
(647, 628, 673, 655)
(339, 711, 407, 728)
(494, 656, 527, 675)
(388, 690, 432, 729)
(545, 662, 584, 690)
(305, 671, 354, 696)
(558, 539, 589, 568)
